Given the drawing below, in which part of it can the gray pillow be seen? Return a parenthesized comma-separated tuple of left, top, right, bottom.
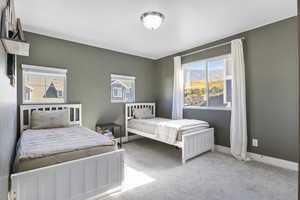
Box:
(31, 110, 70, 129)
(133, 108, 154, 119)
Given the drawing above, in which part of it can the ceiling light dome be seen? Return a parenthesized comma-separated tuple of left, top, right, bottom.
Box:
(140, 11, 165, 30)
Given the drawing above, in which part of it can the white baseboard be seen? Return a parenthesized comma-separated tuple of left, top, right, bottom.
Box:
(215, 145, 298, 171)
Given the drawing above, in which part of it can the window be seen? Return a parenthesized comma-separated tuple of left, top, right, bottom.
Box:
(111, 74, 135, 103)
(22, 65, 67, 104)
(183, 55, 232, 109)
(57, 90, 64, 98)
(112, 87, 123, 98)
(24, 86, 32, 101)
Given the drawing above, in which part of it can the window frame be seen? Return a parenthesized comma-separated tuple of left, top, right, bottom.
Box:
(22, 64, 68, 104)
(183, 54, 232, 111)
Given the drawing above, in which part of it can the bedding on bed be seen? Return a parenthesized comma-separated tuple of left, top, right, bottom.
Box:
(128, 117, 209, 144)
(14, 126, 115, 172)
(133, 107, 154, 119)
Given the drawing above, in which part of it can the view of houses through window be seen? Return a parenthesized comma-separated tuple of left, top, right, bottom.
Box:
(183, 55, 232, 109)
(111, 74, 135, 103)
(23, 66, 67, 104)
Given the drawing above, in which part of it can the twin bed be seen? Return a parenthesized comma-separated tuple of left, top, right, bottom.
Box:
(11, 104, 124, 200)
(14, 126, 117, 172)
(125, 103, 214, 164)
(10, 103, 214, 200)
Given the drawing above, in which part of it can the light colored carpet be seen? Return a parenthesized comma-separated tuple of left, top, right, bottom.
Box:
(102, 138, 297, 200)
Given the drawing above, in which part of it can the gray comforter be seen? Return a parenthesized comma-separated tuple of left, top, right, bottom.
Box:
(16, 126, 115, 161)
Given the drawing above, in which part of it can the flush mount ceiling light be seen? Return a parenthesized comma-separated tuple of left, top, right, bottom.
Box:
(140, 11, 165, 30)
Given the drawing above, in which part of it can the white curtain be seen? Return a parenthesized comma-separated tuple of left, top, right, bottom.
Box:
(230, 39, 248, 161)
(172, 56, 184, 120)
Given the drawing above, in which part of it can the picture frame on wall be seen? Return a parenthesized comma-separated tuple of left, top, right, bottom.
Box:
(111, 74, 135, 103)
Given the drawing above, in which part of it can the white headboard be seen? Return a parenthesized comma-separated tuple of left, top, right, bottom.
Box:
(125, 103, 155, 120)
(20, 104, 82, 133)
(124, 103, 155, 140)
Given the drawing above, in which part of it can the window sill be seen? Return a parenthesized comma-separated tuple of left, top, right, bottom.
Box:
(22, 102, 66, 105)
(184, 106, 231, 111)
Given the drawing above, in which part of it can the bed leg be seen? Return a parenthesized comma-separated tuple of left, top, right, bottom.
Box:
(182, 148, 186, 164)
(124, 130, 128, 142)
(211, 132, 215, 152)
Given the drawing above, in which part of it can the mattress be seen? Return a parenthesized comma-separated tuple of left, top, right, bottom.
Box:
(14, 126, 116, 172)
(128, 117, 209, 141)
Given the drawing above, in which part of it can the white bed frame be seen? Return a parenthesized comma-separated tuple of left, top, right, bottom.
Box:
(10, 104, 124, 200)
(125, 103, 214, 164)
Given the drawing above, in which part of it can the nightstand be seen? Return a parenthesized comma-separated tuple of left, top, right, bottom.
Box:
(95, 123, 122, 148)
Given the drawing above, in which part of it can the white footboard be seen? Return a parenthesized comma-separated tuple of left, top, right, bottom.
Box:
(10, 150, 124, 200)
(182, 128, 214, 164)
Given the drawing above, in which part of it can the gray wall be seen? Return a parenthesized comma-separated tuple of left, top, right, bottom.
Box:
(155, 17, 298, 162)
(0, 0, 18, 199)
(16, 18, 298, 163)
(17, 32, 157, 133)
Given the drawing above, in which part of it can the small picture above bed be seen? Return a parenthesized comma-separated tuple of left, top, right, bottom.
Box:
(22, 65, 67, 104)
(111, 74, 135, 103)
(31, 110, 71, 129)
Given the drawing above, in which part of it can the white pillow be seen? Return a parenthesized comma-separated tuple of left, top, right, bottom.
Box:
(133, 108, 154, 119)
(31, 110, 70, 129)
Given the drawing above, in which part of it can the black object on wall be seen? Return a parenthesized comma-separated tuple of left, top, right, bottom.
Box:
(7, 53, 15, 86)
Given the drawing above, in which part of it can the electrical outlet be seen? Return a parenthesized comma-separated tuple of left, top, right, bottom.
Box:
(252, 138, 258, 147)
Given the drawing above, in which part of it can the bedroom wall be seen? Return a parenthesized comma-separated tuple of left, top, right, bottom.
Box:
(155, 17, 299, 162)
(0, 0, 18, 200)
(15, 17, 298, 163)
(17, 32, 156, 132)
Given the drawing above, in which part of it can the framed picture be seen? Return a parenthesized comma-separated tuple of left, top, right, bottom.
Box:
(111, 74, 135, 103)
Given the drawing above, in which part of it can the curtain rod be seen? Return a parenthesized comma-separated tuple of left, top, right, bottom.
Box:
(181, 37, 245, 58)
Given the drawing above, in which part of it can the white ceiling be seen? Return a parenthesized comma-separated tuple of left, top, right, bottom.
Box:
(15, 0, 297, 59)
